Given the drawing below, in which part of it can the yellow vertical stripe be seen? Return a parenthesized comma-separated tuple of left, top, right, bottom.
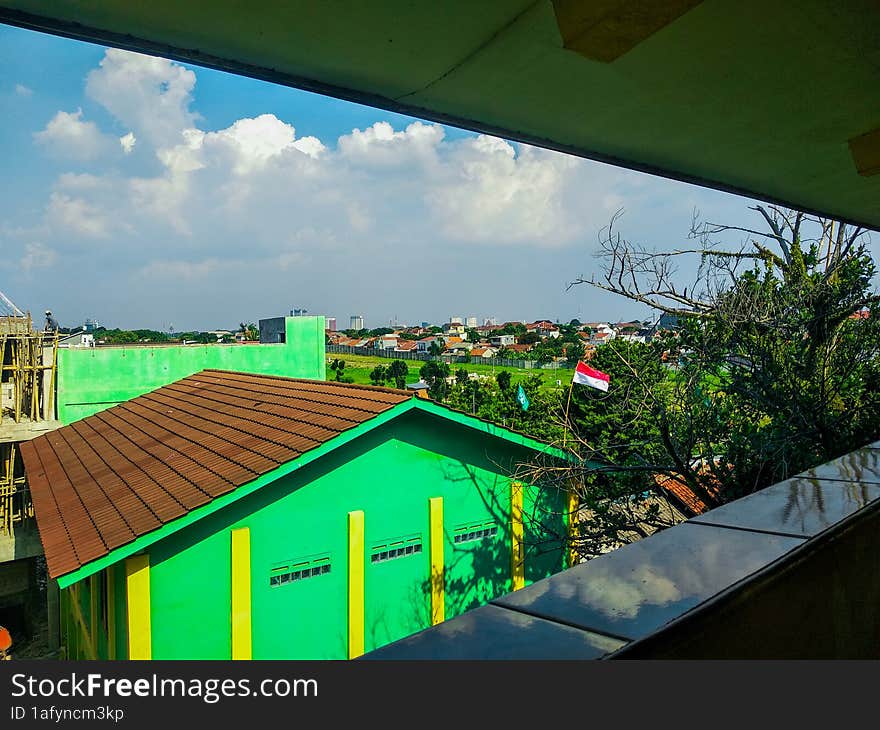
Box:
(428, 497, 445, 625)
(567, 489, 580, 568)
(125, 555, 151, 660)
(231, 527, 252, 660)
(348, 510, 365, 659)
(106, 567, 116, 660)
(511, 482, 525, 591)
(89, 573, 98, 657)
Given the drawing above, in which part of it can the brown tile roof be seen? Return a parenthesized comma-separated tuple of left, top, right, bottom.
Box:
(654, 472, 720, 516)
(20, 370, 413, 579)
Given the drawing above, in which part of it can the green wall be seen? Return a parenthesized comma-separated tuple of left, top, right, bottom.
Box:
(87, 410, 565, 660)
(56, 316, 326, 423)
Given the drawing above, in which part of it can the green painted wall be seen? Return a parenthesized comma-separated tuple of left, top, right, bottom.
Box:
(77, 409, 565, 660)
(56, 316, 326, 423)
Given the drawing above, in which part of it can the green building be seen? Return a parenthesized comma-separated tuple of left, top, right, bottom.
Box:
(21, 370, 571, 659)
(56, 316, 326, 424)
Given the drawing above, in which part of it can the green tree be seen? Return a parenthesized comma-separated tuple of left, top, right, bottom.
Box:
(455, 368, 469, 385)
(428, 340, 443, 357)
(387, 360, 409, 389)
(419, 361, 451, 401)
(369, 365, 388, 386)
(496, 370, 512, 392)
(239, 322, 259, 341)
(521, 206, 880, 560)
(465, 328, 481, 343)
(329, 358, 347, 382)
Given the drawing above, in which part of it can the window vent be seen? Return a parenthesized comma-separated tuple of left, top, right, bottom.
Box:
(269, 555, 331, 587)
(453, 520, 498, 544)
(371, 535, 422, 563)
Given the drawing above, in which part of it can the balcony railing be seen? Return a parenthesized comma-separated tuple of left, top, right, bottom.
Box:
(364, 441, 880, 659)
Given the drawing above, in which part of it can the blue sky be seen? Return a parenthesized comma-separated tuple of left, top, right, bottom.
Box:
(0, 23, 842, 332)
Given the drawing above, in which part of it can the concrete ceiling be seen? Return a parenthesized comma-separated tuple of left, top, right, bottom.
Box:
(2, 0, 878, 229)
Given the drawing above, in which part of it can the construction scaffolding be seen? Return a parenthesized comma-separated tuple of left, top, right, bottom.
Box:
(0, 442, 30, 536)
(0, 306, 58, 537)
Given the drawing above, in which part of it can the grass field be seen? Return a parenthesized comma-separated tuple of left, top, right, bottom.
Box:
(325, 352, 572, 391)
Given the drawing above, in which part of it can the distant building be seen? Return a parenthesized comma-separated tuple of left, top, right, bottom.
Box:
(83, 318, 100, 332)
(484, 317, 497, 326)
(350, 315, 364, 330)
(450, 316, 463, 325)
(466, 317, 478, 329)
(58, 329, 95, 348)
(326, 317, 337, 331)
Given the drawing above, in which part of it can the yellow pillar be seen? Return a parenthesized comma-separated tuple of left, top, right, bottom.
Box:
(231, 527, 252, 660)
(511, 482, 525, 591)
(348, 510, 365, 659)
(106, 567, 116, 660)
(429, 497, 445, 625)
(567, 490, 580, 568)
(125, 555, 151, 660)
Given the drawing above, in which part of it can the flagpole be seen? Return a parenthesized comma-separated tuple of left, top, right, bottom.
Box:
(562, 380, 574, 449)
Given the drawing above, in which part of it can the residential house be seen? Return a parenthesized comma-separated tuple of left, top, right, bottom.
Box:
(374, 335, 398, 351)
(417, 336, 443, 352)
(527, 321, 560, 339)
(470, 347, 498, 359)
(489, 334, 515, 347)
(394, 341, 419, 353)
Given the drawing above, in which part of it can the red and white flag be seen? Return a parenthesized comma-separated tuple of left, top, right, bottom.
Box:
(572, 361, 610, 392)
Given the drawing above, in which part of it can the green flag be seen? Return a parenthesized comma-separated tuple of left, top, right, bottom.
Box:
(516, 384, 530, 411)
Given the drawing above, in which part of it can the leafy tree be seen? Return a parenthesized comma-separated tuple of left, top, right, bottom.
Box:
(428, 340, 444, 357)
(521, 206, 880, 560)
(387, 360, 409, 389)
(329, 358, 347, 382)
(369, 365, 388, 386)
(419, 361, 451, 401)
(496, 370, 512, 392)
(465, 328, 481, 343)
(564, 341, 585, 365)
(517, 332, 541, 345)
(239, 322, 259, 341)
(455, 368, 469, 386)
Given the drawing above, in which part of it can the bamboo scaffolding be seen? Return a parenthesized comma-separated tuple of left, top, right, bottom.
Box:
(0, 313, 57, 535)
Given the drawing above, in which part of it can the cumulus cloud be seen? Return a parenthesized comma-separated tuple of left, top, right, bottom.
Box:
(15, 83, 33, 97)
(34, 109, 116, 161)
(86, 48, 197, 147)
(18, 47, 755, 328)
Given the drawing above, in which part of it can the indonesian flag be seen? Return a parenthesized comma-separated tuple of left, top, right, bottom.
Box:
(572, 361, 610, 391)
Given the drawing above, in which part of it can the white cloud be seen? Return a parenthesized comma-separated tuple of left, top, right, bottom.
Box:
(15, 84, 33, 97)
(33, 109, 115, 161)
(17, 48, 768, 328)
(86, 49, 197, 148)
(20, 242, 56, 271)
(47, 192, 112, 238)
(119, 132, 136, 154)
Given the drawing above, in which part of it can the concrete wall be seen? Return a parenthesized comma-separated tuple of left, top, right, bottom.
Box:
(56, 316, 326, 423)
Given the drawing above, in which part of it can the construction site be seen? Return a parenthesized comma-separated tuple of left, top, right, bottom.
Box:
(0, 291, 60, 658)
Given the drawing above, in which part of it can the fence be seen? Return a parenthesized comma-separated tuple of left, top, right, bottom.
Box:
(326, 344, 575, 370)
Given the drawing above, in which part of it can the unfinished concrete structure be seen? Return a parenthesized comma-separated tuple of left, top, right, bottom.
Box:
(0, 294, 61, 653)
